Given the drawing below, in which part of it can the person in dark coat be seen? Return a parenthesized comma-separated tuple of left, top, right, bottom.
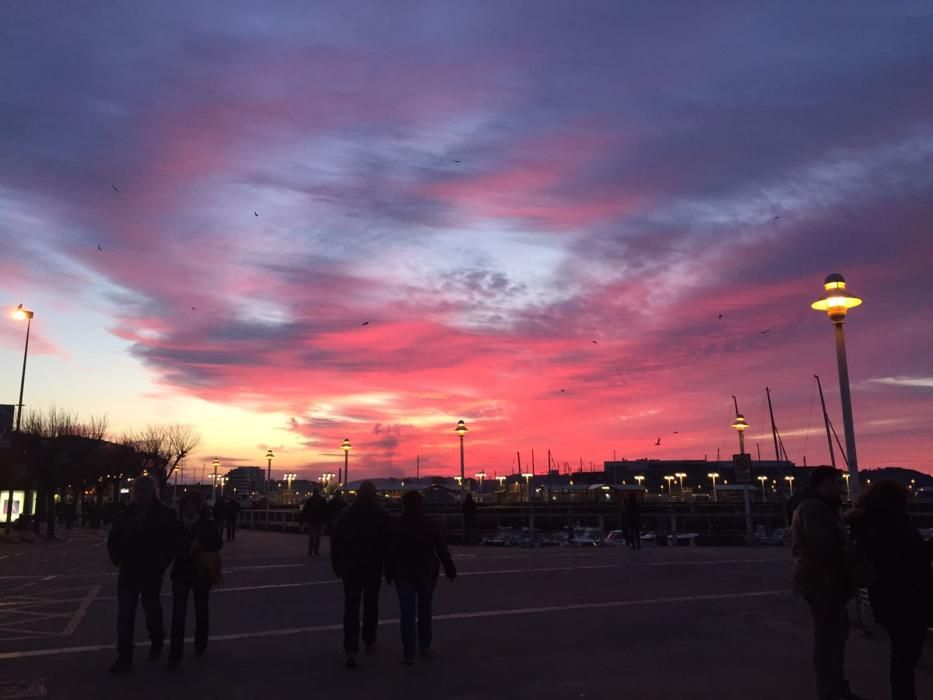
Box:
(223, 498, 241, 541)
(791, 468, 865, 700)
(331, 481, 390, 668)
(624, 492, 641, 549)
(386, 490, 456, 664)
(106, 476, 177, 673)
(461, 492, 478, 545)
(848, 481, 933, 700)
(300, 489, 328, 556)
(167, 493, 223, 669)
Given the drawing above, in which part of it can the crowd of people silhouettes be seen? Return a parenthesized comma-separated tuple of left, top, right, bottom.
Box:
(105, 470, 930, 697)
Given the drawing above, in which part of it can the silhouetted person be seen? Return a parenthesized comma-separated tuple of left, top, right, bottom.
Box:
(461, 492, 478, 544)
(328, 490, 347, 525)
(848, 481, 933, 700)
(331, 481, 390, 669)
(167, 493, 223, 669)
(224, 498, 241, 541)
(386, 490, 456, 665)
(791, 468, 864, 700)
(212, 495, 226, 536)
(300, 490, 328, 555)
(106, 476, 177, 673)
(624, 492, 641, 549)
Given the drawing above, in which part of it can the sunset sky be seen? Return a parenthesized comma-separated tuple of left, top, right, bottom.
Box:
(1, 2, 931, 479)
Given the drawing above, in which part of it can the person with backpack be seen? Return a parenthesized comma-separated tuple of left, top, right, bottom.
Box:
(386, 490, 456, 665)
(848, 481, 933, 700)
(791, 468, 866, 700)
(330, 481, 390, 669)
(167, 493, 223, 669)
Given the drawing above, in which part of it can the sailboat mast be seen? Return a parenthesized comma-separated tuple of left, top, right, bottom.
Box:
(766, 387, 781, 463)
(814, 375, 837, 468)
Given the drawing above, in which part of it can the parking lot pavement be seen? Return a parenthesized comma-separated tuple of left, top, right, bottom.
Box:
(0, 530, 928, 699)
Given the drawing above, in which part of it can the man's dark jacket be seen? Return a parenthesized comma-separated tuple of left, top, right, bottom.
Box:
(107, 501, 177, 573)
(330, 498, 390, 579)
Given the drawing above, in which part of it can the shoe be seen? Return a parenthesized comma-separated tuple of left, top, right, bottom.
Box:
(364, 642, 377, 654)
(148, 643, 163, 661)
(345, 654, 358, 669)
(108, 657, 132, 674)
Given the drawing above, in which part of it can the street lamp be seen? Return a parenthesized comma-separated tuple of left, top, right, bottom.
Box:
(784, 475, 795, 495)
(664, 475, 675, 498)
(521, 473, 533, 503)
(455, 420, 468, 494)
(675, 472, 687, 496)
(731, 414, 750, 455)
(5, 305, 34, 531)
(811, 273, 863, 498)
(757, 475, 768, 502)
(265, 449, 274, 496)
(212, 458, 220, 502)
(634, 475, 645, 490)
(843, 473, 852, 501)
(707, 472, 720, 502)
(284, 473, 297, 492)
(496, 475, 506, 493)
(474, 471, 486, 499)
(341, 438, 351, 488)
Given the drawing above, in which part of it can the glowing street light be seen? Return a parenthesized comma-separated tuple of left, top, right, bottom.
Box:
(663, 475, 675, 498)
(474, 470, 486, 497)
(843, 472, 852, 501)
(341, 438, 351, 487)
(784, 475, 795, 495)
(675, 472, 687, 495)
(211, 458, 220, 502)
(284, 473, 297, 492)
(812, 273, 862, 499)
(265, 449, 274, 497)
(496, 475, 506, 490)
(455, 420, 468, 494)
(707, 472, 720, 503)
(521, 472, 533, 503)
(731, 414, 750, 455)
(634, 475, 645, 490)
(5, 304, 34, 532)
(757, 475, 768, 502)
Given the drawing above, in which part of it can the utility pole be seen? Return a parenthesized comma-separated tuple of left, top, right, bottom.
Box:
(766, 387, 781, 463)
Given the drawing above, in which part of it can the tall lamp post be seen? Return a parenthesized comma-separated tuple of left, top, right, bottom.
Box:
(6, 305, 33, 532)
(757, 475, 768, 502)
(675, 472, 687, 497)
(634, 475, 645, 491)
(265, 449, 274, 497)
(731, 413, 750, 455)
(211, 458, 220, 502)
(341, 438, 351, 489)
(455, 420, 468, 497)
(474, 471, 486, 501)
(664, 475, 675, 499)
(784, 475, 795, 496)
(811, 273, 863, 499)
(707, 472, 720, 503)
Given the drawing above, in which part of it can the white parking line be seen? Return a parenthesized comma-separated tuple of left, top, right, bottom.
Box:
(0, 589, 786, 660)
(61, 585, 101, 636)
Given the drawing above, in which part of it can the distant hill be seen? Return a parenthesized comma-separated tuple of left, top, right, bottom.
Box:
(861, 467, 933, 485)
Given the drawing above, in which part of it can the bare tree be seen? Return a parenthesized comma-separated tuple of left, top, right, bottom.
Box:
(122, 424, 201, 495)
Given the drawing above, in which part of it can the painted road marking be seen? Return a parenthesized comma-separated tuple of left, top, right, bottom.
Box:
(61, 585, 100, 636)
(0, 589, 786, 660)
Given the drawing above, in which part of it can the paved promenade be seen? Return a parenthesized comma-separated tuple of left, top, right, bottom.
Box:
(0, 530, 928, 699)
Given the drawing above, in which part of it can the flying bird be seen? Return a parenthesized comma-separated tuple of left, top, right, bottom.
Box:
(760, 329, 771, 335)
(718, 314, 723, 320)
(361, 321, 369, 327)
(773, 215, 781, 220)
(254, 211, 259, 217)
(592, 340, 598, 344)
(111, 185, 120, 193)
(191, 307, 197, 311)
(673, 431, 679, 434)
(97, 243, 103, 252)
(655, 437, 661, 446)
(560, 389, 566, 393)
(453, 160, 461, 163)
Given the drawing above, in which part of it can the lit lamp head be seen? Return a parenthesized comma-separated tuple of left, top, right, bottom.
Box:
(455, 419, 468, 437)
(730, 414, 750, 432)
(811, 273, 862, 323)
(212, 458, 220, 469)
(266, 449, 274, 461)
(707, 472, 719, 479)
(341, 438, 351, 453)
(12, 304, 34, 320)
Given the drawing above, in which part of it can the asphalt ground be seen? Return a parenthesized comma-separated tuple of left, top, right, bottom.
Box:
(0, 529, 929, 699)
